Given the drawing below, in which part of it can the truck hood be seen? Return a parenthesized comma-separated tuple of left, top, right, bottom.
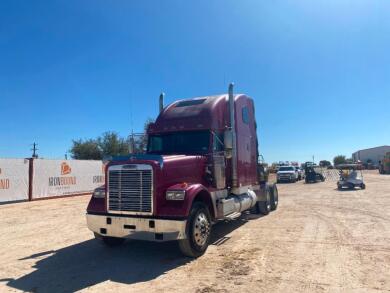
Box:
(107, 153, 208, 187)
(160, 154, 207, 184)
(87, 154, 208, 214)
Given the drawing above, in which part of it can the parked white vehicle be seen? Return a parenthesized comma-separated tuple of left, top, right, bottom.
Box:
(277, 166, 299, 183)
(295, 166, 304, 180)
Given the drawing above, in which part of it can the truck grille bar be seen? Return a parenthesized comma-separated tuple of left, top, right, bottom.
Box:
(108, 164, 153, 214)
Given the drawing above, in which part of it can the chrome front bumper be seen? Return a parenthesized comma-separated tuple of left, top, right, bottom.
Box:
(86, 213, 187, 241)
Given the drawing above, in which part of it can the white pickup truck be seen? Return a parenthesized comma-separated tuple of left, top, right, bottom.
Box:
(295, 166, 304, 180)
(277, 166, 299, 183)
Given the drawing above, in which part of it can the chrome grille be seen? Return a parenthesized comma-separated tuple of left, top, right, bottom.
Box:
(108, 165, 152, 213)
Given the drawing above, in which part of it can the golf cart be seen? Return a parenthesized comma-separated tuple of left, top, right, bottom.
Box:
(336, 164, 365, 190)
(304, 165, 325, 183)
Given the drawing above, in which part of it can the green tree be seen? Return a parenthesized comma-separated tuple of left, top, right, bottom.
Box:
(69, 118, 154, 159)
(70, 131, 129, 160)
(70, 139, 102, 160)
(333, 155, 347, 166)
(319, 160, 331, 167)
(129, 118, 154, 153)
(98, 131, 129, 158)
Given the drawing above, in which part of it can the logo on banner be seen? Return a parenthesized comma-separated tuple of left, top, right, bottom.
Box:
(61, 162, 72, 175)
(93, 164, 105, 184)
(48, 162, 76, 187)
(0, 166, 10, 189)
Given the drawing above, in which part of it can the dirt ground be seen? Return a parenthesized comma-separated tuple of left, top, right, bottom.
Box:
(1, 171, 390, 293)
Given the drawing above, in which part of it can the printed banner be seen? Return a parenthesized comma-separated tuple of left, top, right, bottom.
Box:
(0, 159, 29, 203)
(32, 159, 104, 199)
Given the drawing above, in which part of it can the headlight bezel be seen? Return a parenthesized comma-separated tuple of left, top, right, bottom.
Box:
(166, 190, 186, 201)
(92, 187, 106, 199)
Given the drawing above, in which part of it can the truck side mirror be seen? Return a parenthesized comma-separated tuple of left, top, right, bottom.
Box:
(224, 130, 233, 159)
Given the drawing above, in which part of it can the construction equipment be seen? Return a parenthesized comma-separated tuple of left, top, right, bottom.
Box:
(304, 163, 324, 183)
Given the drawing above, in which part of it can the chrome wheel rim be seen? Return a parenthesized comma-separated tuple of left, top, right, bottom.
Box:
(267, 192, 271, 211)
(274, 189, 278, 206)
(193, 212, 210, 247)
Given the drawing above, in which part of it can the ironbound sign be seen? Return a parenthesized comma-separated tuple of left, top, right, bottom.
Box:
(0, 159, 29, 203)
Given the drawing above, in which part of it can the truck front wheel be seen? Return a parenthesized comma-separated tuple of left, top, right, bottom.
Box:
(94, 232, 125, 247)
(179, 202, 211, 258)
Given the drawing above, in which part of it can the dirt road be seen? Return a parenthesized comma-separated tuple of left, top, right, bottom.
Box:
(1, 171, 390, 292)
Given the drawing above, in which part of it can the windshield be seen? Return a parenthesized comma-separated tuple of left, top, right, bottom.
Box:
(147, 131, 210, 155)
(279, 166, 295, 171)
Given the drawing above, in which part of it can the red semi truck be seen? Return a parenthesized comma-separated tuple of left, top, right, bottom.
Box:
(86, 84, 278, 257)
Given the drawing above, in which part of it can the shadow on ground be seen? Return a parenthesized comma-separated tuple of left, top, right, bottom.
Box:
(5, 213, 258, 293)
(333, 188, 363, 192)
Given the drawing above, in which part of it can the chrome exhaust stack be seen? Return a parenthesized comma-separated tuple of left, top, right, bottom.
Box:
(228, 83, 238, 188)
(159, 92, 165, 113)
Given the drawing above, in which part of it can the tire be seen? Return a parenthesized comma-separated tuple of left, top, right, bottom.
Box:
(337, 184, 342, 190)
(270, 184, 278, 211)
(94, 233, 125, 247)
(178, 202, 212, 258)
(361, 183, 366, 190)
(256, 187, 271, 215)
(305, 178, 309, 183)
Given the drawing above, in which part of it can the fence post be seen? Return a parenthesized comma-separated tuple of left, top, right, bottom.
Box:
(28, 158, 34, 201)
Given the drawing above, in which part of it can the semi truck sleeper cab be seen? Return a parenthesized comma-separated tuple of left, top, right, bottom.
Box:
(86, 83, 278, 257)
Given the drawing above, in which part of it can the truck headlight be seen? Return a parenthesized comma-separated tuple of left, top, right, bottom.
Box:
(166, 190, 186, 201)
(92, 188, 105, 198)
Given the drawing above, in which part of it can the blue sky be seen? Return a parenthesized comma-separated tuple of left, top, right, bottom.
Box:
(1, 0, 389, 163)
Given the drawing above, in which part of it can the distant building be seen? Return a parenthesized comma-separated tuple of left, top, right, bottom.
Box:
(352, 146, 390, 166)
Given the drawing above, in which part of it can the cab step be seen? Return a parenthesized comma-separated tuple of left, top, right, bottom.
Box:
(224, 212, 241, 220)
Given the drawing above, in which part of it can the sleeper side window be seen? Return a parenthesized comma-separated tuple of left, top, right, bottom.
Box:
(242, 106, 249, 124)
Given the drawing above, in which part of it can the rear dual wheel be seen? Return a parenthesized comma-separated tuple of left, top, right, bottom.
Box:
(256, 188, 271, 215)
(256, 184, 278, 215)
(270, 184, 278, 211)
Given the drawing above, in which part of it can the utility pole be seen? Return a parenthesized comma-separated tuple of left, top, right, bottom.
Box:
(31, 143, 38, 158)
(312, 155, 315, 164)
